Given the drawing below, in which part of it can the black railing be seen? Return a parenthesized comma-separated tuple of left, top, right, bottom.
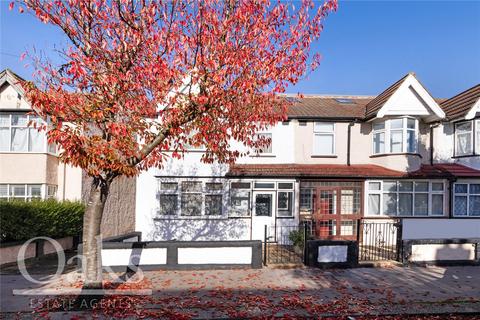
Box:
(263, 222, 311, 265)
(358, 220, 401, 261)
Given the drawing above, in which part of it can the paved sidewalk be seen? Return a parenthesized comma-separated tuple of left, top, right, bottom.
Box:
(1, 265, 479, 318)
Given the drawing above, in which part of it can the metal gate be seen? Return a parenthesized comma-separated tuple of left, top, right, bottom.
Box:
(263, 222, 314, 265)
(358, 219, 402, 261)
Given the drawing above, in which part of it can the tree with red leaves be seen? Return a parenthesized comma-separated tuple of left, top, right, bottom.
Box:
(11, 0, 337, 288)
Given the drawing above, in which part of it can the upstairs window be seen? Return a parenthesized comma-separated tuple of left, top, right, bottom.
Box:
(455, 121, 473, 156)
(255, 133, 272, 155)
(0, 113, 56, 154)
(372, 118, 418, 155)
(313, 122, 335, 155)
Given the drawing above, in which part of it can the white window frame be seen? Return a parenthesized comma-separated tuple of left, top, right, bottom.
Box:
(0, 112, 56, 155)
(0, 184, 45, 201)
(453, 182, 480, 217)
(255, 132, 273, 155)
(365, 180, 446, 217)
(371, 117, 418, 155)
(454, 121, 474, 156)
(313, 122, 335, 156)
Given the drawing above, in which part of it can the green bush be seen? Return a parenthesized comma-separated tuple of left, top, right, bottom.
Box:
(0, 199, 84, 243)
(288, 229, 305, 248)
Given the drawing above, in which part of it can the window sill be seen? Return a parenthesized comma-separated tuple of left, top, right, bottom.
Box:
(451, 215, 480, 218)
(154, 215, 227, 221)
(452, 154, 479, 159)
(370, 152, 422, 158)
(250, 154, 276, 158)
(277, 216, 295, 219)
(364, 215, 447, 219)
(0, 151, 58, 156)
(311, 155, 337, 158)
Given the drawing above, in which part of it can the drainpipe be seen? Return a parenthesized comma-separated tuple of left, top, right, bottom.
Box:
(430, 122, 440, 165)
(347, 120, 357, 166)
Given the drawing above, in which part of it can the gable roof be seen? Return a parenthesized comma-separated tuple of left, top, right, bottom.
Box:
(0, 69, 26, 96)
(286, 96, 373, 119)
(364, 73, 410, 119)
(440, 84, 480, 121)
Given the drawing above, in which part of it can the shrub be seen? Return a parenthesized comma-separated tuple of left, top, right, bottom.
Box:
(0, 199, 84, 243)
(288, 229, 305, 248)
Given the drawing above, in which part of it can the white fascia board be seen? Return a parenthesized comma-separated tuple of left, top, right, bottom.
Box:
(377, 74, 445, 120)
(465, 98, 480, 120)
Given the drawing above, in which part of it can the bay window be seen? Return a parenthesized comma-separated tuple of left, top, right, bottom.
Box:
(453, 183, 480, 216)
(372, 117, 418, 155)
(0, 113, 55, 154)
(313, 122, 335, 155)
(367, 180, 445, 216)
(0, 184, 45, 201)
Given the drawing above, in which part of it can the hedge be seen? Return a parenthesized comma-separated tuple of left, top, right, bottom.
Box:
(0, 199, 84, 243)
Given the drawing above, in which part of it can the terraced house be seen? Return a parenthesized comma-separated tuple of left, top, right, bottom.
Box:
(135, 72, 480, 256)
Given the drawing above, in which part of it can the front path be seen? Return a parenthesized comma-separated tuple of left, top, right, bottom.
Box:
(1, 265, 479, 318)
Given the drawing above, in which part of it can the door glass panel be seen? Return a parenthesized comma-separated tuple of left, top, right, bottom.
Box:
(255, 194, 272, 216)
(319, 190, 336, 214)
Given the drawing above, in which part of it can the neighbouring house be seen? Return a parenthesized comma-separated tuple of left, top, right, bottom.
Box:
(135, 72, 480, 243)
(0, 69, 136, 238)
(0, 69, 82, 201)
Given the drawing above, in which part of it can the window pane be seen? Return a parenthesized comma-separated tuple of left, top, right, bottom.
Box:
(255, 194, 272, 217)
(230, 191, 250, 216)
(254, 182, 275, 189)
(0, 185, 8, 197)
(340, 220, 355, 236)
(373, 132, 385, 154)
(406, 130, 416, 153)
(469, 184, 480, 194)
(314, 134, 334, 155)
(373, 122, 385, 131)
(314, 122, 334, 132)
(11, 185, 25, 196)
(160, 194, 177, 215)
(399, 181, 413, 191)
(231, 182, 251, 189)
(369, 182, 381, 191)
(11, 128, 28, 151)
(382, 193, 397, 216)
(181, 181, 202, 192)
(414, 193, 428, 216)
(456, 133, 472, 155)
(456, 122, 472, 133)
(257, 133, 272, 153)
(205, 183, 222, 191)
(469, 196, 480, 216)
(48, 143, 57, 154)
(29, 128, 45, 152)
(0, 114, 9, 126)
(407, 119, 416, 129)
(161, 182, 178, 191)
(432, 194, 444, 216)
(383, 181, 397, 192)
(455, 184, 468, 193)
(390, 130, 403, 153)
(454, 196, 467, 216)
(0, 128, 9, 151)
(390, 119, 403, 129)
(432, 182, 444, 191)
(277, 192, 293, 217)
(414, 182, 428, 192)
(368, 194, 380, 215)
(181, 194, 202, 216)
(205, 195, 222, 215)
(398, 193, 413, 215)
(300, 189, 312, 210)
(28, 185, 42, 197)
(11, 114, 28, 126)
(278, 182, 293, 190)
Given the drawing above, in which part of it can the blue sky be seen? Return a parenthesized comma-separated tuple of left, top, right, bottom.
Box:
(1, 1, 479, 98)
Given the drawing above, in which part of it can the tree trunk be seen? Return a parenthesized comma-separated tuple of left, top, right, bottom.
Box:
(82, 177, 111, 289)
